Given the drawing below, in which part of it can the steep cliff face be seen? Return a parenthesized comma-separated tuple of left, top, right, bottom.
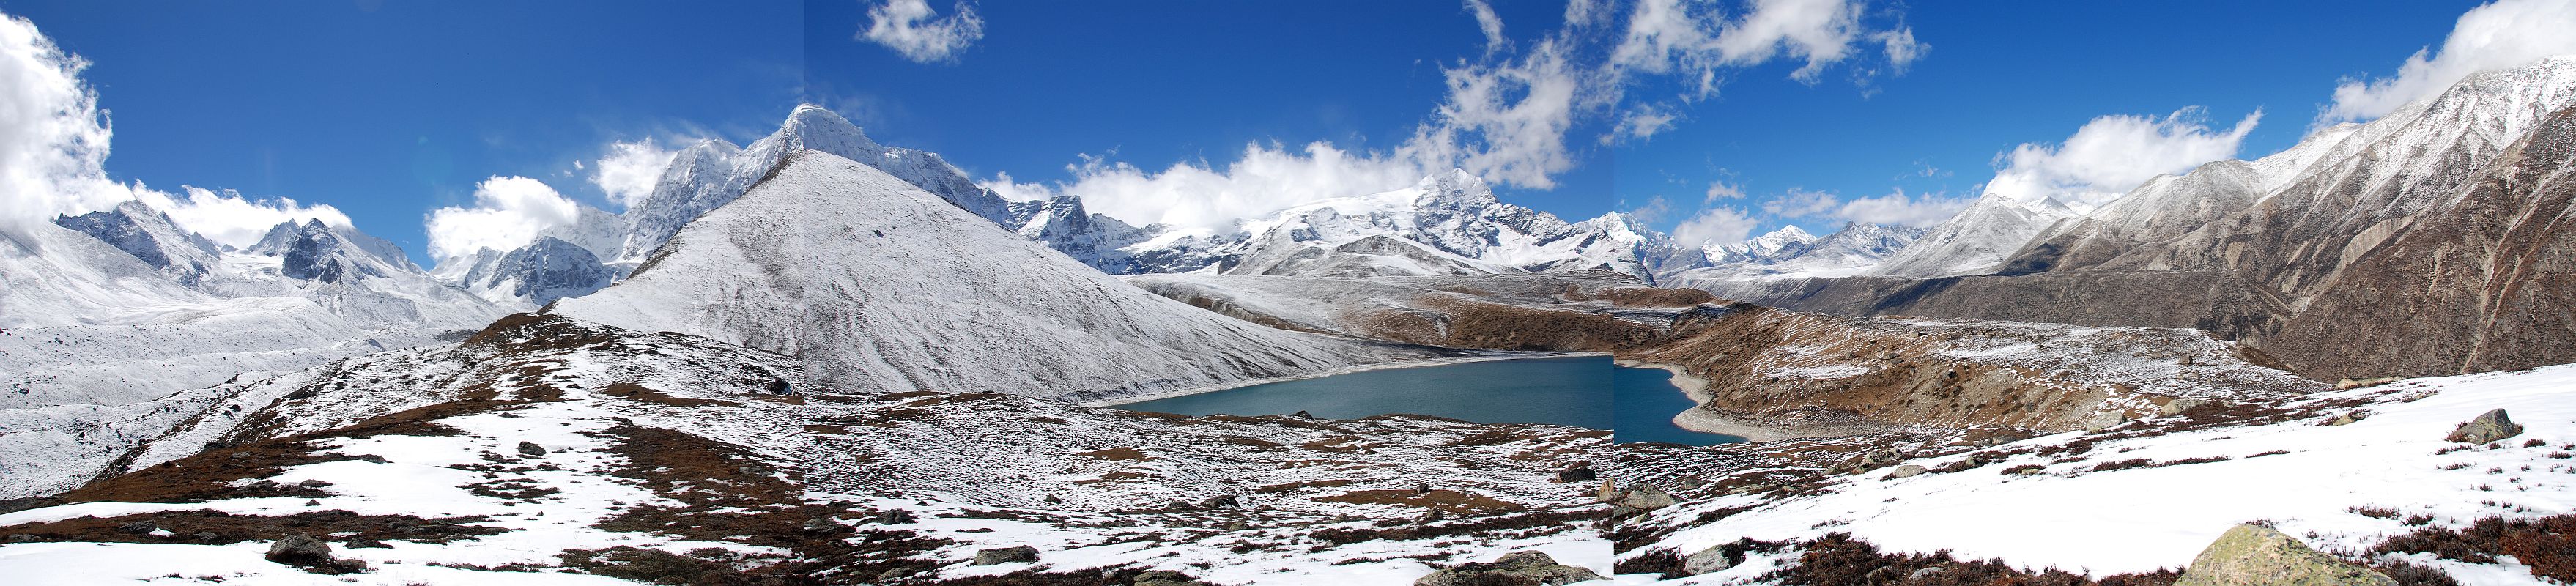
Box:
(2265, 105, 2576, 380)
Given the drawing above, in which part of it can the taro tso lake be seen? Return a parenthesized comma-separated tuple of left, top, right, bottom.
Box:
(1111, 355, 1744, 446)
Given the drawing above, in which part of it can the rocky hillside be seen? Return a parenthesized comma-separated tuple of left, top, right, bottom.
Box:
(1700, 57, 2576, 382)
(0, 314, 1611, 585)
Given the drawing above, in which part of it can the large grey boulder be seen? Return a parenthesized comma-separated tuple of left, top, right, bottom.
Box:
(2174, 524, 2393, 586)
(971, 545, 1040, 565)
(1415, 551, 1605, 585)
(266, 534, 367, 574)
(2446, 409, 2523, 444)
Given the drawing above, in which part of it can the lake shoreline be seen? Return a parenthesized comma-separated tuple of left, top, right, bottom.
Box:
(1615, 360, 1891, 442)
(1084, 352, 1602, 408)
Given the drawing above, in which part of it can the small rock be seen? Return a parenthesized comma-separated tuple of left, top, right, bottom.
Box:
(1225, 519, 1248, 531)
(516, 442, 547, 457)
(1613, 485, 1676, 511)
(876, 566, 918, 581)
(303, 499, 321, 506)
(2174, 524, 2393, 586)
(1041, 494, 1062, 504)
(1415, 550, 1605, 585)
(1909, 566, 1947, 579)
(2329, 415, 2358, 426)
(971, 545, 1039, 565)
(802, 517, 849, 533)
(1198, 494, 1240, 509)
(2085, 412, 2128, 432)
(1680, 540, 1761, 576)
(1887, 464, 1927, 479)
(344, 539, 393, 549)
(192, 532, 218, 541)
(116, 521, 157, 535)
(1554, 464, 1596, 484)
(229, 452, 256, 460)
(1290, 410, 1315, 419)
(1414, 483, 1432, 496)
(2161, 399, 2210, 417)
(297, 479, 333, 488)
(1136, 569, 1207, 586)
(875, 509, 917, 524)
(2446, 409, 2523, 444)
(265, 534, 366, 574)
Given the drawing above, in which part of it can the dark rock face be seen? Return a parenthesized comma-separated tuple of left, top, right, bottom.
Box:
(478, 237, 615, 305)
(52, 201, 219, 284)
(278, 220, 380, 284)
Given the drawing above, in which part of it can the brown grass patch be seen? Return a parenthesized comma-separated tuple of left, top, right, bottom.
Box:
(599, 382, 741, 408)
(0, 509, 506, 546)
(1316, 489, 1522, 515)
(1075, 447, 1150, 461)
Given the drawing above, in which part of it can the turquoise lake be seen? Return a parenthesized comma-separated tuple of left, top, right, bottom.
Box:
(1111, 355, 1744, 446)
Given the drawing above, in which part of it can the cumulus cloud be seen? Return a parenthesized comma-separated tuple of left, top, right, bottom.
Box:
(133, 186, 350, 248)
(423, 176, 578, 260)
(591, 138, 676, 209)
(1984, 108, 2260, 207)
(1610, 0, 1917, 88)
(1671, 205, 1761, 247)
(1832, 188, 1966, 227)
(982, 171, 1057, 203)
(860, 0, 985, 64)
(1704, 181, 1744, 201)
(987, 142, 1426, 231)
(0, 12, 127, 236)
(2323, 0, 2576, 123)
(1759, 188, 1840, 217)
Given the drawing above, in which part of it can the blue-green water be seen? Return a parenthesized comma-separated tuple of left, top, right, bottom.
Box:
(1112, 356, 1744, 446)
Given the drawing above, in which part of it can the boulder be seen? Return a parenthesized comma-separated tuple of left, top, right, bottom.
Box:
(2446, 409, 2523, 444)
(1887, 464, 1927, 479)
(265, 534, 367, 574)
(115, 521, 157, 535)
(516, 441, 547, 457)
(1415, 551, 1605, 585)
(971, 545, 1040, 565)
(2085, 412, 2128, 432)
(1614, 485, 1676, 511)
(2174, 524, 2394, 586)
(1554, 462, 1596, 484)
(1197, 494, 1240, 509)
(1134, 569, 1208, 586)
(2161, 399, 2210, 417)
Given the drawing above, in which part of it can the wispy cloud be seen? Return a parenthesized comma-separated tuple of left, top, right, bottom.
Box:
(859, 0, 986, 64)
(2323, 0, 2576, 123)
(1984, 108, 2259, 207)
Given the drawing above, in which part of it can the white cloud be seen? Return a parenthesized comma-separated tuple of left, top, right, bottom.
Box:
(1832, 188, 1966, 227)
(1404, 39, 1588, 189)
(591, 138, 676, 209)
(0, 12, 128, 235)
(2323, 0, 2576, 122)
(1671, 205, 1761, 247)
(1704, 181, 1744, 202)
(1759, 188, 1840, 217)
(423, 176, 578, 260)
(1611, 0, 1914, 88)
(981, 171, 1058, 203)
(1985, 108, 2260, 207)
(1007, 142, 1428, 231)
(133, 186, 350, 248)
(1876, 26, 1925, 73)
(860, 0, 986, 64)
(1606, 104, 1679, 144)
(1465, 0, 1506, 53)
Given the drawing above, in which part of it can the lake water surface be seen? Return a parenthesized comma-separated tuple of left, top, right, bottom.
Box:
(1111, 355, 1743, 445)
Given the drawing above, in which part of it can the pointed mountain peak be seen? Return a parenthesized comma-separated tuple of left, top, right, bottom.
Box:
(1413, 168, 1499, 212)
(777, 104, 883, 157)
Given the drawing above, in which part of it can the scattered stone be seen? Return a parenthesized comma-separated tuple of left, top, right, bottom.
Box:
(2446, 409, 2523, 443)
(877, 567, 918, 581)
(1887, 464, 1926, 479)
(2175, 524, 2393, 586)
(873, 508, 917, 524)
(192, 532, 218, 541)
(1290, 410, 1315, 419)
(297, 479, 333, 488)
(2335, 377, 2401, 390)
(971, 545, 1040, 565)
(2161, 399, 2210, 417)
(115, 521, 157, 535)
(1909, 566, 1947, 579)
(2329, 414, 2358, 426)
(1198, 494, 1240, 509)
(516, 442, 547, 457)
(1414, 482, 1433, 496)
(1553, 461, 1596, 484)
(1417, 509, 1445, 524)
(344, 539, 393, 549)
(1135, 569, 1207, 586)
(265, 534, 366, 574)
(802, 517, 851, 533)
(4, 534, 39, 544)
(1041, 494, 1062, 504)
(1225, 519, 1248, 531)
(1415, 551, 1605, 585)
(304, 500, 322, 506)
(229, 452, 256, 460)
(1680, 541, 1761, 576)
(2085, 412, 2128, 432)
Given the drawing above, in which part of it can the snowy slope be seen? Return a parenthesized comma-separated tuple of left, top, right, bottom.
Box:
(1867, 193, 2078, 278)
(549, 150, 1424, 401)
(1620, 363, 2576, 584)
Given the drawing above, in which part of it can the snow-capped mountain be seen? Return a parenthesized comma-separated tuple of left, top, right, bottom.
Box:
(547, 149, 1429, 402)
(1108, 169, 1681, 280)
(1007, 194, 1160, 273)
(1659, 223, 1928, 289)
(439, 105, 1033, 308)
(2, 206, 502, 411)
(1865, 192, 2077, 278)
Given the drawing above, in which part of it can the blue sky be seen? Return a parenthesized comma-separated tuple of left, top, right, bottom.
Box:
(0, 0, 2547, 264)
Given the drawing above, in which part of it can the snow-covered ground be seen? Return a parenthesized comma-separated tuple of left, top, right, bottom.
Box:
(1620, 363, 2576, 585)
